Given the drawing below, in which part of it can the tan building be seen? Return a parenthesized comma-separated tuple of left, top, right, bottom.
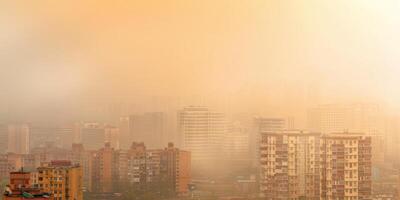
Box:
(119, 112, 167, 149)
(224, 122, 251, 172)
(160, 143, 191, 196)
(88, 142, 115, 193)
(79, 123, 105, 151)
(68, 144, 91, 191)
(259, 131, 372, 200)
(252, 117, 288, 167)
(8, 124, 30, 154)
(260, 130, 321, 199)
(307, 103, 381, 135)
(37, 160, 83, 200)
(104, 126, 120, 149)
(127, 142, 147, 185)
(320, 133, 372, 200)
(4, 171, 52, 200)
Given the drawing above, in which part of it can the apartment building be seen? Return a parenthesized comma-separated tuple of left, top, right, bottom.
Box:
(259, 131, 372, 200)
(160, 143, 191, 196)
(320, 133, 372, 200)
(37, 160, 82, 200)
(260, 130, 321, 199)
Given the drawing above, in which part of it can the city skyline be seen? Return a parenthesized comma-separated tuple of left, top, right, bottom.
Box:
(1, 1, 400, 199)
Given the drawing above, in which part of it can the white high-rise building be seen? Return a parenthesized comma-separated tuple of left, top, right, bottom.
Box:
(178, 106, 226, 175)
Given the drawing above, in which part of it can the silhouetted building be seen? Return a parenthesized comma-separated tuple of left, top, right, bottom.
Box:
(80, 123, 105, 150)
(0, 124, 8, 153)
(119, 112, 166, 149)
(8, 124, 30, 154)
(104, 126, 120, 149)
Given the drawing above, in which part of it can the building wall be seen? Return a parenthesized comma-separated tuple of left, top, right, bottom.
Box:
(160, 143, 191, 196)
(178, 106, 226, 175)
(259, 131, 372, 200)
(320, 134, 372, 200)
(37, 161, 82, 200)
(8, 124, 30, 154)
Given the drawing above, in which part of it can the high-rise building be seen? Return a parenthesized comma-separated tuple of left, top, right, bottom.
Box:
(88, 142, 115, 193)
(146, 149, 162, 183)
(68, 144, 91, 191)
(118, 117, 131, 149)
(8, 124, 30, 154)
(124, 142, 162, 185)
(30, 124, 74, 150)
(119, 112, 166, 149)
(126, 142, 147, 185)
(252, 117, 287, 166)
(307, 103, 381, 135)
(104, 126, 120, 149)
(37, 160, 83, 200)
(0, 124, 8, 153)
(308, 103, 383, 166)
(320, 133, 372, 200)
(80, 123, 105, 150)
(114, 149, 129, 188)
(224, 122, 251, 172)
(55, 125, 74, 149)
(160, 143, 191, 196)
(259, 130, 321, 199)
(259, 131, 372, 200)
(178, 106, 226, 175)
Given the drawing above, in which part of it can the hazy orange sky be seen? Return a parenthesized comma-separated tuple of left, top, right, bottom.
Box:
(1, 0, 400, 120)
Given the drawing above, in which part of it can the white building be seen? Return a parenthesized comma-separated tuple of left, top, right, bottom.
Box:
(178, 106, 226, 175)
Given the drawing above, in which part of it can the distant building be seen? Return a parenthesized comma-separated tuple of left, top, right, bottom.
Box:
(80, 123, 105, 150)
(178, 106, 226, 176)
(69, 144, 91, 191)
(29, 124, 73, 150)
(104, 126, 120, 149)
(307, 103, 381, 135)
(8, 124, 30, 154)
(0, 124, 8, 153)
(37, 160, 83, 200)
(119, 112, 166, 149)
(224, 122, 251, 172)
(118, 117, 131, 150)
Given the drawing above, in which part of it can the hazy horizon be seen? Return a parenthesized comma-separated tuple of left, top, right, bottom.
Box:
(2, 0, 400, 123)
